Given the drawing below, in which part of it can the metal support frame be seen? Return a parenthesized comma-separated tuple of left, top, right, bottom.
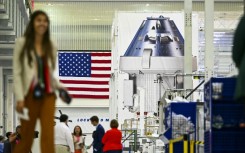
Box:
(184, 0, 193, 91)
(0, 67, 3, 135)
(121, 129, 138, 152)
(122, 130, 135, 143)
(0, 69, 13, 135)
(158, 101, 164, 134)
(2, 73, 7, 135)
(134, 129, 138, 152)
(196, 102, 204, 153)
(6, 76, 14, 132)
(158, 75, 164, 134)
(204, 0, 214, 81)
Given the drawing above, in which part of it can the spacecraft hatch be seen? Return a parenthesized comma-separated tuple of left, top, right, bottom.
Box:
(120, 16, 197, 74)
(124, 16, 184, 57)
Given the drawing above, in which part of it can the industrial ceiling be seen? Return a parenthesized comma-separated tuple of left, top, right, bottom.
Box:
(34, 0, 243, 2)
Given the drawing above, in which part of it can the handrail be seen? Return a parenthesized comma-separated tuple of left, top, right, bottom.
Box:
(169, 135, 184, 143)
(122, 131, 134, 143)
(169, 134, 188, 153)
(185, 80, 205, 99)
(121, 129, 138, 152)
(169, 135, 204, 153)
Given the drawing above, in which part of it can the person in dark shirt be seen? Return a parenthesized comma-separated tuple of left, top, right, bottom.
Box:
(3, 132, 14, 153)
(4, 126, 22, 153)
(0, 143, 3, 153)
(89, 116, 105, 153)
(0, 136, 5, 142)
(102, 120, 122, 153)
(0, 135, 5, 153)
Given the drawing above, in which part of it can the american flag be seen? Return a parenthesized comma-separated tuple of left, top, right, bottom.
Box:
(58, 51, 111, 99)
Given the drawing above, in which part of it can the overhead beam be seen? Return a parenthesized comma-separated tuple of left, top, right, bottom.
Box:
(35, 0, 243, 1)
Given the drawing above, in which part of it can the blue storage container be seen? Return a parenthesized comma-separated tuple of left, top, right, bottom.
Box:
(204, 131, 210, 153)
(207, 129, 245, 153)
(204, 77, 236, 102)
(164, 102, 196, 140)
(204, 77, 245, 153)
(212, 103, 245, 127)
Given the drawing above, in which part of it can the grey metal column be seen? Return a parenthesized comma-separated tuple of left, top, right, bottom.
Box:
(184, 0, 193, 92)
(204, 0, 214, 81)
(158, 75, 164, 134)
(134, 129, 137, 152)
(0, 67, 3, 135)
(2, 73, 7, 134)
(6, 76, 13, 132)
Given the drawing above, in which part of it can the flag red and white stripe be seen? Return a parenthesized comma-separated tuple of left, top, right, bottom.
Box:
(58, 51, 111, 99)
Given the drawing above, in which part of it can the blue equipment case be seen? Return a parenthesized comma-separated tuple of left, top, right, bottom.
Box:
(164, 102, 197, 153)
(204, 77, 245, 153)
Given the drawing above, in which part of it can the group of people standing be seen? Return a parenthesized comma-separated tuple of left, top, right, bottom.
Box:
(55, 115, 122, 153)
(0, 126, 32, 153)
(55, 114, 86, 153)
(0, 115, 123, 153)
(90, 116, 123, 153)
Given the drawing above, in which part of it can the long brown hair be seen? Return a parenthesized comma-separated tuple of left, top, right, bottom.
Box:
(73, 125, 82, 136)
(20, 10, 55, 68)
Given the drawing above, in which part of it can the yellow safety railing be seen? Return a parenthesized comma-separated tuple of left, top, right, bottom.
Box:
(169, 135, 188, 153)
(168, 135, 204, 153)
(190, 140, 195, 153)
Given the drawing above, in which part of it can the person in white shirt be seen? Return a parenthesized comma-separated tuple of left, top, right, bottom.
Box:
(55, 114, 75, 153)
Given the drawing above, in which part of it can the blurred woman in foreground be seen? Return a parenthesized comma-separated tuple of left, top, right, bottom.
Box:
(13, 10, 64, 153)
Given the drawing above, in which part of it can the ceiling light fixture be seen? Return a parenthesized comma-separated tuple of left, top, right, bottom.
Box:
(146, 4, 150, 7)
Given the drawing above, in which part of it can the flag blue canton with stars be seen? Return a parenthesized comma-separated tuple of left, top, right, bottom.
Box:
(59, 52, 92, 77)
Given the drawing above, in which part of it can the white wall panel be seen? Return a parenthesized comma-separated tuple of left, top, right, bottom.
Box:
(55, 97, 109, 108)
(55, 107, 110, 133)
(123, 80, 133, 107)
